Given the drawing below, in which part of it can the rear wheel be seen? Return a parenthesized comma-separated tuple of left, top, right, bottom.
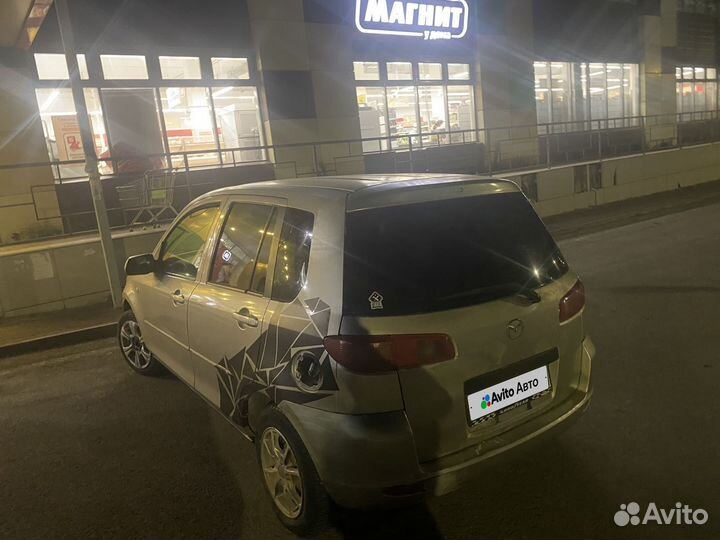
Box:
(118, 310, 164, 376)
(256, 408, 330, 537)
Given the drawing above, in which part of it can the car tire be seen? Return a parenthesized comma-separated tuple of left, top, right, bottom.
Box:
(255, 407, 330, 537)
(118, 310, 164, 376)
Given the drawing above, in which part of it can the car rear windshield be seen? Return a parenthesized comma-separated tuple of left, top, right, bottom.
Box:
(343, 192, 569, 317)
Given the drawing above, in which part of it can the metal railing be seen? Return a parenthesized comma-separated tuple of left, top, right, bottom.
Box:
(1, 110, 719, 245)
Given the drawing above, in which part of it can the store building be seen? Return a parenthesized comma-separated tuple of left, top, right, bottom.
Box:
(1, 0, 720, 245)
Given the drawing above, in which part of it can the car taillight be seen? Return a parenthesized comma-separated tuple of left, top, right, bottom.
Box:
(559, 279, 586, 323)
(323, 334, 456, 374)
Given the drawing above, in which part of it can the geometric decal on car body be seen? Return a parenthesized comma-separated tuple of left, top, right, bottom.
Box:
(216, 297, 338, 425)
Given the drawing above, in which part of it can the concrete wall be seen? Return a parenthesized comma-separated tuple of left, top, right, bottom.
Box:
(520, 143, 720, 217)
(0, 229, 162, 318)
(247, 0, 364, 178)
(0, 53, 63, 245)
(477, 0, 540, 169)
(641, 0, 679, 147)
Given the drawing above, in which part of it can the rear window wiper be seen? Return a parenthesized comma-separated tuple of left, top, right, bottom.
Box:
(436, 283, 541, 306)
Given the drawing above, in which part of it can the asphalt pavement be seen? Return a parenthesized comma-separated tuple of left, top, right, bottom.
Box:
(1, 202, 719, 540)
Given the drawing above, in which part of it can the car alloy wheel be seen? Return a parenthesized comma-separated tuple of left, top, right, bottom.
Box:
(260, 427, 304, 519)
(119, 319, 153, 370)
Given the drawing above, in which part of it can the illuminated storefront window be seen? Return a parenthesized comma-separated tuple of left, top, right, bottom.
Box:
(447, 85, 475, 142)
(551, 62, 573, 125)
(159, 56, 202, 80)
(83, 89, 110, 161)
(676, 66, 719, 121)
(419, 63, 443, 81)
(211, 57, 250, 80)
(355, 61, 476, 151)
(77, 55, 89, 80)
(34, 88, 85, 178)
(32, 53, 264, 174)
(589, 63, 605, 122)
(418, 86, 447, 143)
(160, 87, 219, 168)
(534, 61, 640, 130)
(387, 85, 419, 149)
(100, 88, 166, 173)
(34, 53, 88, 80)
(356, 87, 388, 152)
(100, 55, 149, 80)
(211, 87, 265, 163)
(448, 63, 471, 81)
(354, 61, 380, 81)
(387, 62, 413, 81)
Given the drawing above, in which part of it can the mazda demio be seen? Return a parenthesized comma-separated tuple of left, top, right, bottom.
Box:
(119, 174, 594, 535)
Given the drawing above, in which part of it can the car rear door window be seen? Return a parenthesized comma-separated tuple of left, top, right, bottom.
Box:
(272, 208, 315, 303)
(249, 209, 279, 295)
(209, 203, 276, 293)
(343, 192, 569, 317)
(161, 206, 219, 279)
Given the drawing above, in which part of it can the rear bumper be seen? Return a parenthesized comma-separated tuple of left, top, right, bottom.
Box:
(424, 384, 592, 497)
(281, 336, 594, 508)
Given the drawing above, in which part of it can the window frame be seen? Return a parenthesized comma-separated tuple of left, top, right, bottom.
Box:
(386, 61, 415, 81)
(32, 52, 258, 87)
(352, 60, 475, 85)
(353, 60, 478, 151)
(204, 197, 286, 299)
(447, 63, 471, 81)
(30, 51, 265, 173)
(270, 207, 316, 304)
(210, 85, 266, 161)
(100, 54, 150, 81)
(353, 61, 381, 81)
(534, 60, 641, 131)
(159, 55, 203, 81)
(157, 203, 222, 282)
(418, 62, 443, 81)
(675, 65, 720, 121)
(210, 57, 252, 81)
(159, 86, 221, 166)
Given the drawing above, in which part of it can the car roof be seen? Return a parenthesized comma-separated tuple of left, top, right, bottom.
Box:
(199, 174, 519, 201)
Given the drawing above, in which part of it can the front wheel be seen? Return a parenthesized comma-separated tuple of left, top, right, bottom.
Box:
(118, 310, 164, 376)
(256, 408, 330, 537)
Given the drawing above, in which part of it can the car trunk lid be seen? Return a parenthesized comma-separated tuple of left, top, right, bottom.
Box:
(338, 183, 585, 462)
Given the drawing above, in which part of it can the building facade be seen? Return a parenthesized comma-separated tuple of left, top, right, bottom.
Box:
(1, 0, 720, 317)
(1, 0, 720, 244)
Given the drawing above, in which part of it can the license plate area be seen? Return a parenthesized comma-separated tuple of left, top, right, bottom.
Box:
(464, 348, 557, 427)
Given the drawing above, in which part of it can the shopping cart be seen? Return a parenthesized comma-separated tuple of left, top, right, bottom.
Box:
(116, 169, 179, 230)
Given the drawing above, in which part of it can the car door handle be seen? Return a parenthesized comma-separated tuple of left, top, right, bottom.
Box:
(232, 308, 259, 328)
(171, 290, 186, 306)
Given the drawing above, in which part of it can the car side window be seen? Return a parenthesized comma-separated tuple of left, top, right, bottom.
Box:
(209, 203, 276, 293)
(161, 206, 219, 279)
(249, 210, 278, 295)
(272, 208, 315, 303)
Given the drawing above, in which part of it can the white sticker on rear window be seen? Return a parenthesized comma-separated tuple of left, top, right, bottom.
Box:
(369, 292, 384, 310)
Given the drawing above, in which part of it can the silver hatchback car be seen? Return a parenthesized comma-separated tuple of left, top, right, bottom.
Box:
(119, 174, 593, 535)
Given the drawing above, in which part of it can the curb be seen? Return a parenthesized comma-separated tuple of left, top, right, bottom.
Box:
(0, 322, 117, 359)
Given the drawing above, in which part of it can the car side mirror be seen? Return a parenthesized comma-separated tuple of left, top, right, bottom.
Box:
(125, 254, 158, 276)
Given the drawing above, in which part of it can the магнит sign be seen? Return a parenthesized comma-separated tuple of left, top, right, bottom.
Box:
(355, 0, 469, 41)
